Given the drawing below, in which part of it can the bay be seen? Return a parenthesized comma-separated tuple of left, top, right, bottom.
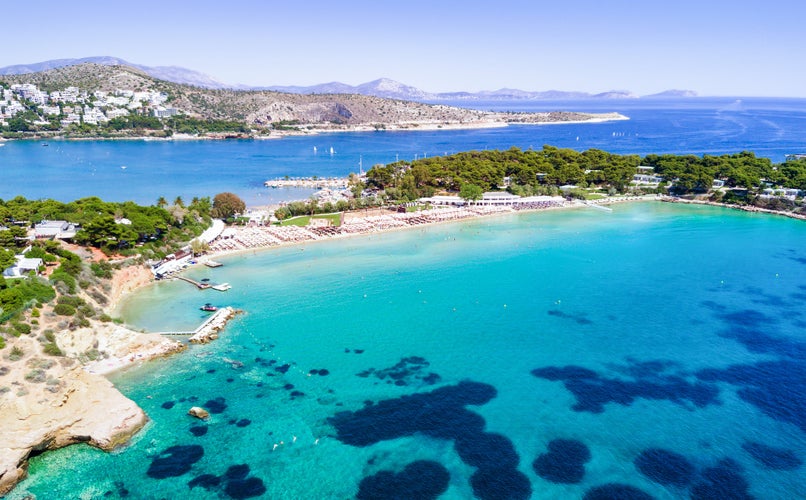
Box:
(2, 97, 805, 206)
(5, 98, 806, 499)
(11, 203, 806, 499)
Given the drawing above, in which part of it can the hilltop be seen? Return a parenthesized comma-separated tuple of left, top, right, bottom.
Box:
(0, 57, 698, 101)
(0, 64, 627, 137)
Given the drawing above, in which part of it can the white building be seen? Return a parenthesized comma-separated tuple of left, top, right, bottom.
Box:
(2, 255, 43, 278)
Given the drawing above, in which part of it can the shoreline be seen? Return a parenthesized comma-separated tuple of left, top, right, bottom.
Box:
(199, 196, 653, 261)
(4, 193, 799, 495)
(661, 197, 806, 221)
(0, 113, 629, 143)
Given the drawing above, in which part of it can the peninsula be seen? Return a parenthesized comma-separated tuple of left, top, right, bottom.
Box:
(0, 64, 626, 140)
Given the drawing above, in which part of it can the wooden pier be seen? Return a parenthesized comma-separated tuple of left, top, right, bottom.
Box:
(176, 276, 211, 289)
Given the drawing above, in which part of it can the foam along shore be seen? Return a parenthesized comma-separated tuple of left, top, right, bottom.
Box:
(204, 195, 658, 257)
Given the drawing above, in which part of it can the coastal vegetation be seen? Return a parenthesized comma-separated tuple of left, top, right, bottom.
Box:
(364, 146, 806, 212)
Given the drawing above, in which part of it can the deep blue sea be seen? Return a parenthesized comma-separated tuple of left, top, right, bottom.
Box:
(1, 97, 805, 206)
(5, 98, 806, 499)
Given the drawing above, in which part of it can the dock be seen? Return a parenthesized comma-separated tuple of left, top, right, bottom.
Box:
(155, 307, 238, 343)
(176, 275, 211, 289)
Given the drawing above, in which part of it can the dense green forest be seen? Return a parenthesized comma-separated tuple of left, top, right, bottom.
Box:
(0, 195, 212, 257)
(0, 196, 215, 338)
(364, 147, 806, 205)
(0, 110, 252, 138)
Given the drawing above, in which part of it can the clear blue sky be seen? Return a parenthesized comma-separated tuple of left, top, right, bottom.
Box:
(3, 0, 804, 97)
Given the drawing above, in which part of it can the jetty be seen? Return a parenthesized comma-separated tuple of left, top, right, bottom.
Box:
(176, 275, 211, 289)
(156, 307, 238, 344)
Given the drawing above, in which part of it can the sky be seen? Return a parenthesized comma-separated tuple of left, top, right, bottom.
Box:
(3, 0, 805, 97)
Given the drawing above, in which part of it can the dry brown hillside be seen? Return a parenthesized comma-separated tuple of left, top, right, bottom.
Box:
(2, 64, 625, 128)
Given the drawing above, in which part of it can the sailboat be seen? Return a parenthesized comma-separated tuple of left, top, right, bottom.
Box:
(329, 147, 335, 155)
(313, 146, 317, 153)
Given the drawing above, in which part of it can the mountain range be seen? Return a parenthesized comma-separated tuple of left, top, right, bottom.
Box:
(0, 56, 698, 102)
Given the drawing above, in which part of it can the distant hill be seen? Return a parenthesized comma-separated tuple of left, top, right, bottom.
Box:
(0, 57, 698, 101)
(644, 89, 699, 98)
(0, 56, 229, 89)
(0, 63, 626, 130)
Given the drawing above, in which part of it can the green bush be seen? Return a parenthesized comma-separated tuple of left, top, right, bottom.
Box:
(50, 270, 76, 294)
(43, 343, 63, 356)
(9, 345, 23, 361)
(90, 261, 113, 279)
(44, 330, 55, 342)
(0, 336, 5, 349)
(53, 304, 76, 316)
(31, 308, 40, 318)
(98, 313, 112, 323)
(12, 323, 31, 335)
(57, 296, 86, 307)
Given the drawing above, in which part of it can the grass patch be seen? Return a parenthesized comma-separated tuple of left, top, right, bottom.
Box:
(278, 213, 342, 227)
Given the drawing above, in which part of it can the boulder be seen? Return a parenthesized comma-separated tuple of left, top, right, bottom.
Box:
(188, 407, 210, 420)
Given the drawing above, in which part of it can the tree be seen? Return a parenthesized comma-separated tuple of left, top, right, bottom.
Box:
(189, 238, 209, 255)
(174, 196, 185, 207)
(459, 183, 484, 202)
(0, 248, 16, 270)
(156, 196, 167, 208)
(211, 192, 246, 219)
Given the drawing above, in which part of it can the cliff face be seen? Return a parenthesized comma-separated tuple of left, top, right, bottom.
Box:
(0, 364, 147, 495)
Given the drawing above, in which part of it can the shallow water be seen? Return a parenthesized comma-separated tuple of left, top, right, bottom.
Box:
(12, 202, 806, 499)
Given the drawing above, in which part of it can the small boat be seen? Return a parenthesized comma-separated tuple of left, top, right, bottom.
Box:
(212, 283, 231, 291)
(204, 260, 223, 268)
(200, 303, 218, 312)
(41, 143, 49, 147)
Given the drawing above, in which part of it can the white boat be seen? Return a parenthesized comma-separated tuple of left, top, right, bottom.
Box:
(204, 260, 223, 268)
(212, 283, 231, 291)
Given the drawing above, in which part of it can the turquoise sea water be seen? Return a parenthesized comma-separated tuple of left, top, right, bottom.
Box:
(10, 202, 806, 499)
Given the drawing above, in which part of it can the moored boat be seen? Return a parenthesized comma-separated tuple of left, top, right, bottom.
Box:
(211, 283, 231, 291)
(200, 303, 218, 311)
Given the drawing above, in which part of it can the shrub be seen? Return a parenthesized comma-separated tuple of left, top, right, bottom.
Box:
(50, 270, 76, 293)
(12, 323, 31, 335)
(78, 305, 95, 317)
(57, 296, 86, 307)
(90, 290, 108, 305)
(24, 369, 46, 383)
(53, 304, 76, 316)
(78, 280, 91, 289)
(99, 313, 112, 323)
(90, 261, 113, 279)
(0, 336, 5, 349)
(9, 346, 24, 361)
(31, 308, 40, 318)
(43, 343, 63, 356)
(44, 330, 55, 342)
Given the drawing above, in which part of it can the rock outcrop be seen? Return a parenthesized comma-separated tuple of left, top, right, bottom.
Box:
(0, 368, 147, 495)
(188, 407, 210, 420)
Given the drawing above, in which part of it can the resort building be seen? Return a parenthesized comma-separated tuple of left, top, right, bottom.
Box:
(419, 192, 565, 208)
(2, 255, 43, 278)
(33, 220, 78, 240)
